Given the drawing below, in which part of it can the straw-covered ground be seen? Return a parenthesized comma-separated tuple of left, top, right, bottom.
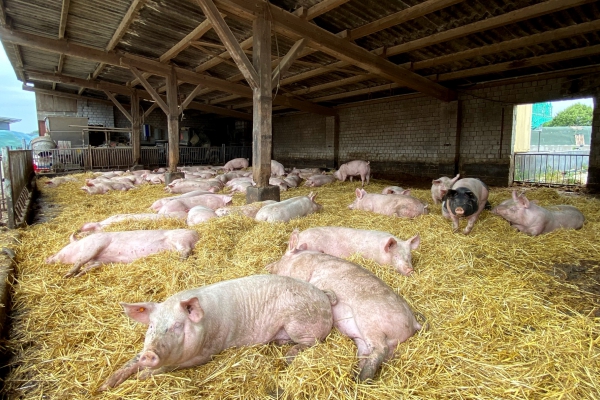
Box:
(1, 172, 599, 399)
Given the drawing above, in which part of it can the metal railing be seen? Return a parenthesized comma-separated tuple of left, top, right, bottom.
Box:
(513, 152, 589, 186)
(31, 145, 252, 173)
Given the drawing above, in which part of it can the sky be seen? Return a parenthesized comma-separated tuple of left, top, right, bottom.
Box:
(0, 43, 596, 134)
(0, 45, 37, 133)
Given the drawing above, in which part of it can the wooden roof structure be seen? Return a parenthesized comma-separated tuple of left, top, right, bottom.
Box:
(1, 0, 599, 120)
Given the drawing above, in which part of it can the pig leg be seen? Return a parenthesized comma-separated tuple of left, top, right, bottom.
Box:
(74, 261, 103, 277)
(463, 208, 485, 234)
(138, 365, 178, 380)
(98, 353, 143, 391)
(449, 215, 460, 232)
(356, 336, 389, 382)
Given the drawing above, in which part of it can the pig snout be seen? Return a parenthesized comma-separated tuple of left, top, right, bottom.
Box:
(139, 350, 161, 368)
(454, 207, 465, 216)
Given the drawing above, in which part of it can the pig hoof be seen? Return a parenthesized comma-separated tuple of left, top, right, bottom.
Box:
(284, 344, 309, 364)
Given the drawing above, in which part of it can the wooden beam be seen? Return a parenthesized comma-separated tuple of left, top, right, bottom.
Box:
(143, 102, 159, 118)
(411, 19, 600, 71)
(93, 0, 147, 79)
(129, 67, 169, 114)
(180, 84, 204, 113)
(386, 0, 596, 57)
(22, 85, 114, 106)
(216, 0, 455, 102)
(131, 90, 141, 165)
(1, 28, 332, 116)
(58, 0, 70, 39)
(194, 36, 254, 73)
(196, 0, 259, 90)
(104, 90, 132, 122)
(166, 66, 179, 172)
(349, 0, 462, 40)
(129, 17, 218, 88)
(26, 70, 252, 120)
(272, 38, 306, 87)
(304, 0, 351, 20)
(252, 2, 272, 187)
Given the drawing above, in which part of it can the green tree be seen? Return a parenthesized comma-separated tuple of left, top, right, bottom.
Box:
(543, 103, 593, 127)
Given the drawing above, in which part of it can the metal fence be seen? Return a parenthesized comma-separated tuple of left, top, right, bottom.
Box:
(2, 148, 35, 228)
(513, 152, 589, 186)
(31, 145, 252, 173)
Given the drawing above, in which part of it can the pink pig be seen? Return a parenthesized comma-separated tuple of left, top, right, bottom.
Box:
(295, 227, 420, 275)
(333, 160, 370, 186)
(158, 194, 232, 214)
(98, 275, 335, 391)
(349, 188, 428, 218)
(255, 193, 322, 222)
(431, 174, 460, 204)
(79, 212, 187, 232)
(266, 231, 422, 381)
(46, 229, 199, 278)
(223, 158, 249, 172)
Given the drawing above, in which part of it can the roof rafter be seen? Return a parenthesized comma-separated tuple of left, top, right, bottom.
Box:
(58, 0, 70, 39)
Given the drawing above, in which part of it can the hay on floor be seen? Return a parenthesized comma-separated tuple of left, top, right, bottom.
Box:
(1, 173, 599, 399)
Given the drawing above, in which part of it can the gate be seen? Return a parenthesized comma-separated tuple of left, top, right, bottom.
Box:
(513, 152, 589, 186)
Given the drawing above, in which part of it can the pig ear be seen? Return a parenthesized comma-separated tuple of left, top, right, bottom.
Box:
(519, 194, 530, 208)
(432, 179, 441, 185)
(288, 229, 300, 251)
(355, 188, 363, 199)
(383, 237, 397, 253)
(401, 189, 411, 196)
(511, 190, 519, 201)
(121, 302, 156, 325)
(308, 192, 317, 201)
(180, 297, 204, 323)
(447, 189, 457, 198)
(407, 234, 420, 250)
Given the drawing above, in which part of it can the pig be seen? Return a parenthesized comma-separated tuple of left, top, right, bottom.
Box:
(81, 180, 134, 195)
(381, 186, 407, 195)
(269, 177, 289, 192)
(271, 160, 285, 177)
(215, 171, 248, 184)
(255, 193, 322, 223)
(126, 169, 152, 176)
(441, 178, 489, 235)
(291, 167, 321, 175)
(141, 172, 165, 184)
(79, 212, 187, 232)
(46, 229, 199, 278)
(98, 274, 335, 391)
(215, 200, 277, 218)
(431, 174, 460, 205)
(491, 190, 585, 236)
(295, 227, 420, 276)
(333, 160, 370, 187)
(150, 190, 214, 211)
(228, 181, 255, 194)
(349, 188, 429, 218)
(44, 176, 78, 187)
(303, 174, 336, 187)
(165, 180, 222, 194)
(225, 176, 254, 187)
(223, 157, 250, 172)
(283, 174, 303, 188)
(187, 206, 218, 226)
(266, 231, 422, 382)
(158, 194, 232, 214)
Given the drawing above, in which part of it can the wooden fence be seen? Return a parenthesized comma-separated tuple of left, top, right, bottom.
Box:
(2, 148, 35, 229)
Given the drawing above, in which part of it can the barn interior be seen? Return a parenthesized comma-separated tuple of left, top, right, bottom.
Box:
(1, 0, 600, 399)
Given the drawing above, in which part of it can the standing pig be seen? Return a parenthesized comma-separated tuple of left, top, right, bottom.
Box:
(296, 227, 420, 276)
(46, 229, 199, 278)
(491, 190, 585, 236)
(333, 160, 370, 186)
(266, 231, 422, 381)
(271, 160, 286, 177)
(431, 174, 460, 204)
(349, 188, 428, 218)
(255, 193, 322, 222)
(98, 275, 335, 391)
(442, 178, 489, 235)
(223, 157, 249, 172)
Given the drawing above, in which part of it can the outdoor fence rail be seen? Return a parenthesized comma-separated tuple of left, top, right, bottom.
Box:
(513, 152, 589, 186)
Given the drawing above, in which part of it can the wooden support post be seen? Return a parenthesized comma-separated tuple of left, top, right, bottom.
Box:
(252, 2, 272, 188)
(131, 90, 141, 166)
(166, 66, 180, 175)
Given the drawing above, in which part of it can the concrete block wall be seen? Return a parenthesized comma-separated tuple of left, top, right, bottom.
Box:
(77, 101, 115, 127)
(272, 72, 600, 187)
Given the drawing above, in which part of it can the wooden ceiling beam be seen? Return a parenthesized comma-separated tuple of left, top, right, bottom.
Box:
(92, 0, 147, 79)
(272, 38, 306, 88)
(214, 0, 455, 101)
(196, 0, 259, 89)
(129, 67, 169, 114)
(104, 90, 132, 122)
(26, 70, 253, 120)
(300, 0, 351, 20)
(143, 102, 159, 118)
(58, 0, 70, 39)
(180, 84, 205, 114)
(23, 85, 114, 105)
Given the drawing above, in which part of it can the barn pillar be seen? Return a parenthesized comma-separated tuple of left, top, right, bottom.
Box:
(165, 66, 183, 184)
(587, 95, 600, 193)
(325, 115, 339, 169)
(130, 89, 143, 169)
(246, 2, 279, 203)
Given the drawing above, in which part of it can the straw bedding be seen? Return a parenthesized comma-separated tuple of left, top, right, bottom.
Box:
(1, 172, 599, 399)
